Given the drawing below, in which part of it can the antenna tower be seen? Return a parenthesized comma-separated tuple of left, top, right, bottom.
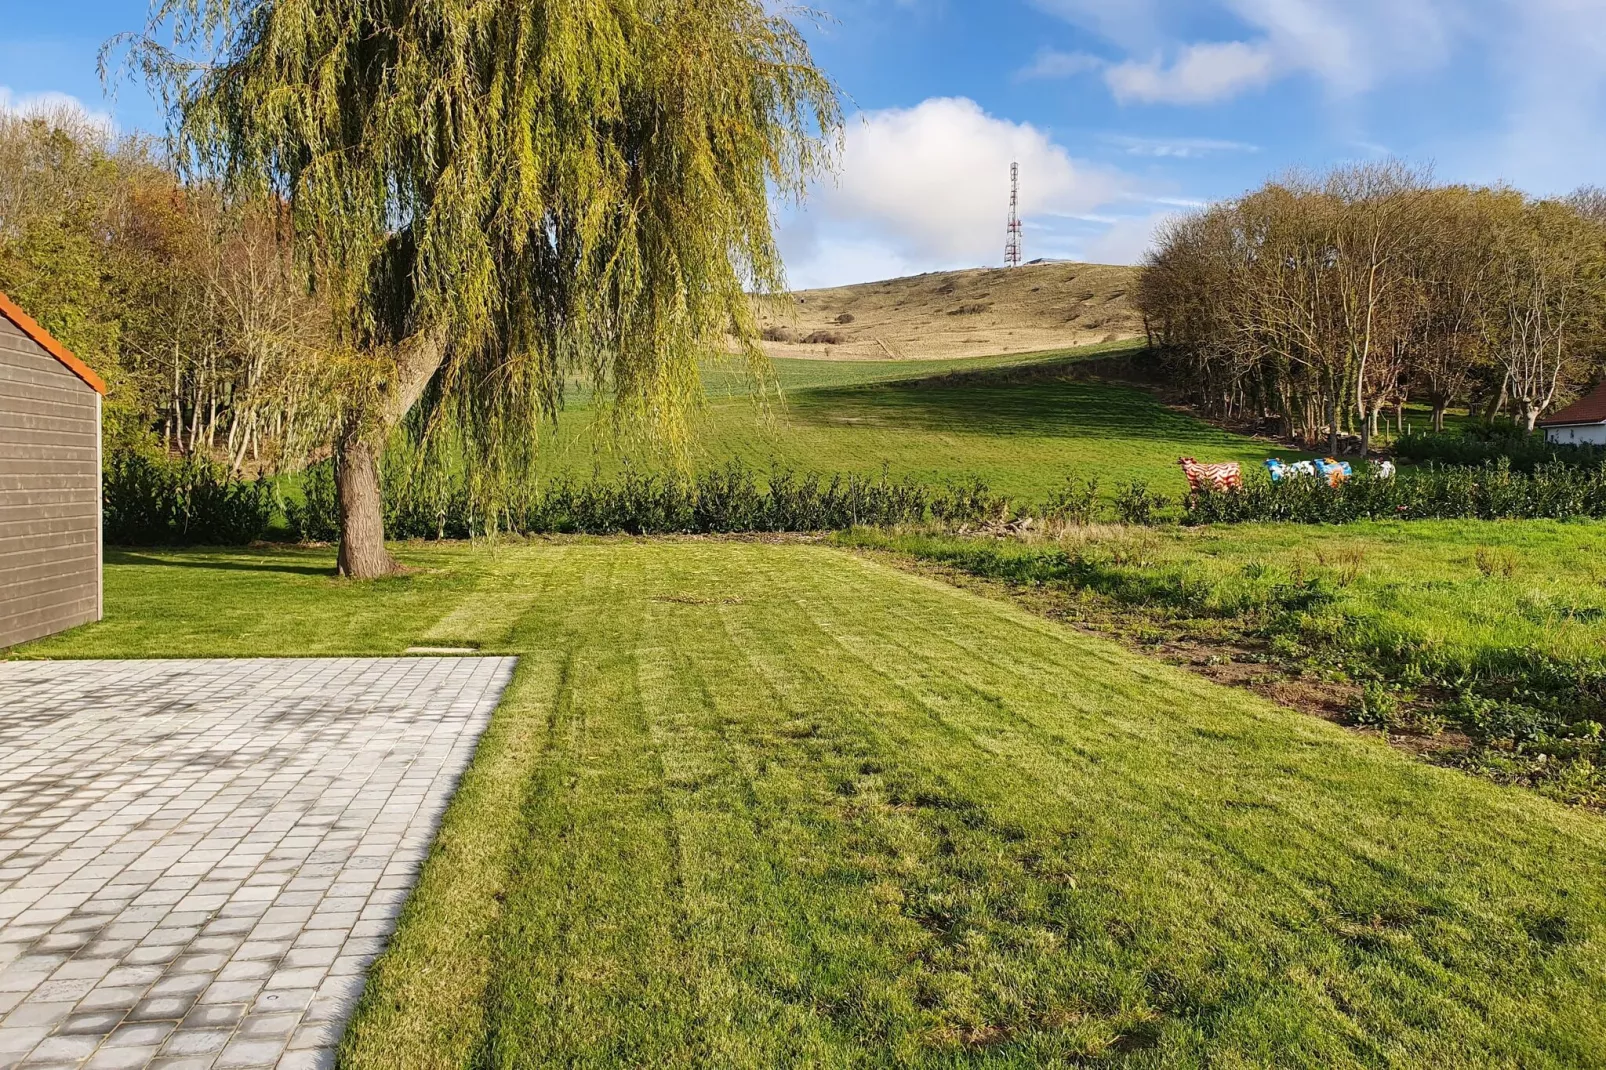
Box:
(1005, 162, 1023, 267)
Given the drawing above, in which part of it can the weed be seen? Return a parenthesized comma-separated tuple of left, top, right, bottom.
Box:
(1045, 476, 1102, 526)
(1114, 480, 1168, 526)
(1476, 545, 1517, 578)
(1316, 547, 1368, 585)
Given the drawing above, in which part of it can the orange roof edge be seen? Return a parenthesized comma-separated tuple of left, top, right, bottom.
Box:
(0, 291, 107, 396)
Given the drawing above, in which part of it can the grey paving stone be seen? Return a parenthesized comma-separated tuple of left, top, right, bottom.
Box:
(0, 657, 514, 1068)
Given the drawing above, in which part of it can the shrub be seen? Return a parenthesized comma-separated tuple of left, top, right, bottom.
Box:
(760, 325, 796, 343)
(367, 462, 1012, 538)
(1044, 476, 1101, 525)
(1181, 460, 1606, 526)
(948, 303, 990, 316)
(834, 312, 855, 325)
(104, 451, 274, 545)
(801, 330, 845, 345)
(1114, 479, 1168, 525)
(286, 460, 340, 542)
(1395, 425, 1606, 471)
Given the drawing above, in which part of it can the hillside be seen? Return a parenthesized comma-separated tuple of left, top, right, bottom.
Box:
(757, 260, 1143, 361)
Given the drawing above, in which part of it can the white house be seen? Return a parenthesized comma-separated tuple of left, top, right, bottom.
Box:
(1539, 384, 1606, 445)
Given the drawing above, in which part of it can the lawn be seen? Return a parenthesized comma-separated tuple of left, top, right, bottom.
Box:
(537, 341, 1285, 500)
(846, 519, 1606, 680)
(14, 541, 1606, 1067)
(843, 520, 1606, 804)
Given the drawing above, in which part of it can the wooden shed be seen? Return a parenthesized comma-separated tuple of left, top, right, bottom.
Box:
(0, 292, 106, 648)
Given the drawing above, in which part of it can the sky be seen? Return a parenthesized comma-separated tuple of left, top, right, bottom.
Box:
(5, 0, 1606, 288)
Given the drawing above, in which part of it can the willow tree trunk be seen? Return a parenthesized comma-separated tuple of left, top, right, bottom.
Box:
(336, 432, 394, 577)
(334, 331, 448, 579)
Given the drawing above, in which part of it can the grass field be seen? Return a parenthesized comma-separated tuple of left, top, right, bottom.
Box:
(539, 342, 1285, 501)
(15, 541, 1606, 1067)
(844, 520, 1606, 804)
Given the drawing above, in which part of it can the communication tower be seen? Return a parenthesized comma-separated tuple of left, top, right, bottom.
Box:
(1004, 162, 1023, 267)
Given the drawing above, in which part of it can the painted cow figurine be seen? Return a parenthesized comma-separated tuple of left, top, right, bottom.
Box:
(1313, 458, 1352, 486)
(1179, 457, 1244, 494)
(1265, 458, 1318, 481)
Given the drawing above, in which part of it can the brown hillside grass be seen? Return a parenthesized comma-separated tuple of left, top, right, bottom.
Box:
(758, 261, 1143, 361)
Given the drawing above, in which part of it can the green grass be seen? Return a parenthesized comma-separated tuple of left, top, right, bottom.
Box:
(15, 541, 1606, 1067)
(847, 519, 1606, 674)
(539, 342, 1288, 500)
(842, 520, 1606, 803)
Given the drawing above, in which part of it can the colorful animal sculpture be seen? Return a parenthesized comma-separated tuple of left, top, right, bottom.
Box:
(1179, 457, 1244, 494)
(1313, 458, 1353, 486)
(1265, 459, 1318, 481)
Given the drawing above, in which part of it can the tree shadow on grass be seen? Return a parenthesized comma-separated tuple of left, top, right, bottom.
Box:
(106, 550, 336, 577)
(786, 376, 1245, 447)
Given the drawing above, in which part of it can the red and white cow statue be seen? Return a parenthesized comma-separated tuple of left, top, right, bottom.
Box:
(1179, 457, 1244, 494)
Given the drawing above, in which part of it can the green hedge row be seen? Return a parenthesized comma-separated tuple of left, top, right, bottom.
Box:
(1183, 460, 1606, 524)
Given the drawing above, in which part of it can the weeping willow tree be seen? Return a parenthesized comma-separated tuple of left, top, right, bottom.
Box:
(118, 0, 839, 576)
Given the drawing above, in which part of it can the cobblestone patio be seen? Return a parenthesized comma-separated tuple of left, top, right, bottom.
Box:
(0, 657, 516, 1069)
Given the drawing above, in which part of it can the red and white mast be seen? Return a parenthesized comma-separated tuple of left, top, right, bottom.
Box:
(1004, 162, 1023, 267)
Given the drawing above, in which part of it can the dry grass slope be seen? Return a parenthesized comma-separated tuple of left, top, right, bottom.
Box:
(758, 261, 1143, 361)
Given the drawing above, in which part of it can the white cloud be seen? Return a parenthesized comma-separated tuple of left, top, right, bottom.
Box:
(1017, 49, 1103, 81)
(1033, 0, 1606, 189)
(1223, 0, 1456, 96)
(811, 97, 1132, 259)
(1105, 134, 1260, 157)
(1105, 41, 1277, 104)
(1081, 210, 1180, 266)
(780, 97, 1148, 286)
(0, 88, 115, 133)
(1028, 0, 1165, 50)
(1036, 0, 1459, 104)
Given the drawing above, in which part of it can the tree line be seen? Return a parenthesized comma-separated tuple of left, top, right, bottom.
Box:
(0, 106, 341, 470)
(4, 0, 842, 580)
(1136, 164, 1606, 455)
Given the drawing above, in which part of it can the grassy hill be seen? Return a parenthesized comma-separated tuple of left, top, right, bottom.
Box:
(538, 342, 1283, 501)
(755, 261, 1144, 362)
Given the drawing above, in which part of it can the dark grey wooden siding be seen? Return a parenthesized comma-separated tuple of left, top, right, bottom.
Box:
(0, 315, 101, 648)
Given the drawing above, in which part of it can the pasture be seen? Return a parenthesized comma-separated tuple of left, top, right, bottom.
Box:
(14, 541, 1606, 1067)
(536, 341, 1279, 500)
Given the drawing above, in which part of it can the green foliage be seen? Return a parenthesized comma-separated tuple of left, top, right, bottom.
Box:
(1113, 478, 1168, 525)
(108, 451, 1011, 543)
(1183, 461, 1606, 524)
(1396, 425, 1606, 470)
(386, 462, 1007, 538)
(103, 451, 274, 545)
(846, 521, 1606, 804)
(0, 111, 336, 464)
(1043, 475, 1101, 525)
(0, 113, 160, 447)
(129, 0, 842, 480)
(286, 460, 340, 542)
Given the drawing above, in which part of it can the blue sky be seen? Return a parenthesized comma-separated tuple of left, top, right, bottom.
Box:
(6, 0, 1606, 287)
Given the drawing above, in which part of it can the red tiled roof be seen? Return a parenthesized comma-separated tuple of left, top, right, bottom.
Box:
(0, 291, 107, 395)
(1540, 382, 1606, 427)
